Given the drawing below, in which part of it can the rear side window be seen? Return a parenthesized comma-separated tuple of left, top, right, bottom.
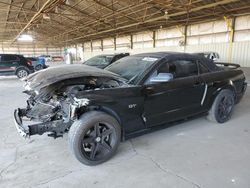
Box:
(3, 55, 19, 61)
(168, 60, 198, 78)
(198, 62, 209, 74)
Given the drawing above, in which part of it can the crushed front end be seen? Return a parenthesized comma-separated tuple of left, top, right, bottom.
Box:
(14, 83, 90, 139)
(14, 73, 126, 139)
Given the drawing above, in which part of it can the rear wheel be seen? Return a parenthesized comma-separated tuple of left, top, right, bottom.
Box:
(68, 111, 121, 165)
(207, 89, 235, 123)
(16, 68, 29, 78)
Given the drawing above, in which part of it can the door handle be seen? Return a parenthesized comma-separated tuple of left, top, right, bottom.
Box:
(194, 81, 201, 86)
(194, 81, 204, 86)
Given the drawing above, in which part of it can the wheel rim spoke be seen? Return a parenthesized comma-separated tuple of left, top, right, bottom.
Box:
(90, 143, 99, 160)
(82, 137, 95, 144)
(94, 124, 101, 137)
(102, 128, 113, 137)
(218, 96, 234, 120)
(100, 141, 112, 152)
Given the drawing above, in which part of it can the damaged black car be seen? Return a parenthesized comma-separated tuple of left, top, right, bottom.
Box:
(14, 52, 247, 165)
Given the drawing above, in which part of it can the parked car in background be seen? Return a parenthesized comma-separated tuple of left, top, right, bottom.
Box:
(26, 57, 47, 71)
(0, 54, 34, 78)
(83, 53, 129, 69)
(52, 56, 64, 62)
(38, 55, 52, 63)
(194, 52, 220, 62)
(14, 52, 246, 165)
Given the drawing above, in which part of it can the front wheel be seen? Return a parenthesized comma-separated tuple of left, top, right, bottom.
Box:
(207, 89, 235, 123)
(68, 111, 121, 165)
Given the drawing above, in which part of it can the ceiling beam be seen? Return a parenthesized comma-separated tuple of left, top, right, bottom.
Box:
(11, 0, 60, 44)
(50, 0, 154, 40)
(60, 0, 240, 43)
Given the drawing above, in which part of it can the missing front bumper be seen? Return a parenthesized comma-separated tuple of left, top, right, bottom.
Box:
(14, 108, 71, 139)
(14, 108, 52, 138)
(14, 109, 30, 138)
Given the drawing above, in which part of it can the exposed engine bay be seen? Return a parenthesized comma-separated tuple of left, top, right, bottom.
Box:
(16, 76, 126, 138)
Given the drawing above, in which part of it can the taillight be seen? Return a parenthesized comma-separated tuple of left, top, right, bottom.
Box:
(27, 60, 32, 66)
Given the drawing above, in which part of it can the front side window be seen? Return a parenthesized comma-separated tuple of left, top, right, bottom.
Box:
(145, 59, 198, 84)
(168, 60, 198, 78)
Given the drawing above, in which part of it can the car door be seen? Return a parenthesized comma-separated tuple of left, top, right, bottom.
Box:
(0, 55, 16, 75)
(143, 57, 206, 127)
(0, 55, 5, 74)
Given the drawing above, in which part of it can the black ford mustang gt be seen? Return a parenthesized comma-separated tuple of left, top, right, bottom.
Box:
(14, 52, 247, 165)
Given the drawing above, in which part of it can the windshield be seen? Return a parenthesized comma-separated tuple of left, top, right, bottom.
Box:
(105, 56, 159, 84)
(84, 55, 113, 66)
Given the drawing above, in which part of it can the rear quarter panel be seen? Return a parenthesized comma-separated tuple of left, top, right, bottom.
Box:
(200, 69, 245, 110)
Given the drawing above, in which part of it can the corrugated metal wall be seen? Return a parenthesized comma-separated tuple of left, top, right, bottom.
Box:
(0, 44, 63, 57)
(81, 15, 250, 67)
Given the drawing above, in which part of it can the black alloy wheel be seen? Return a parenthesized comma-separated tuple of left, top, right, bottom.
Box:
(81, 122, 117, 161)
(217, 95, 234, 123)
(207, 89, 235, 123)
(68, 111, 121, 165)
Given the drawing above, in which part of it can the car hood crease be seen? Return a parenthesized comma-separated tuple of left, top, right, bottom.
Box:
(23, 64, 125, 90)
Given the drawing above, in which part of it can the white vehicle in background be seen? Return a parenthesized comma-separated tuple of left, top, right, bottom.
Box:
(194, 52, 220, 62)
(38, 55, 52, 63)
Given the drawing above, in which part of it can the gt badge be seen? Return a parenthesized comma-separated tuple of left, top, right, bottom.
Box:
(128, 104, 137, 109)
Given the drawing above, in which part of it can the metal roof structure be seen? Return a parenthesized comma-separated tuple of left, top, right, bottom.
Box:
(0, 0, 250, 46)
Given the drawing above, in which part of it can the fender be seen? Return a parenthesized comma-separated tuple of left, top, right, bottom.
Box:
(82, 105, 124, 140)
(74, 93, 122, 128)
(98, 106, 122, 126)
(15, 66, 29, 75)
(208, 80, 236, 109)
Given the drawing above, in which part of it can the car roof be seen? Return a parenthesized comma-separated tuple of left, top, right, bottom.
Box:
(96, 53, 129, 57)
(131, 51, 197, 58)
(194, 51, 218, 54)
(129, 51, 220, 72)
(0, 54, 20, 56)
(96, 54, 114, 56)
(26, 57, 37, 59)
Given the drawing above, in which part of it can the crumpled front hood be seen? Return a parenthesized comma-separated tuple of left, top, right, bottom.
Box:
(23, 64, 125, 90)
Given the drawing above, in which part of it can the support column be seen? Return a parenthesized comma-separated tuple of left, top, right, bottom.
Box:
(130, 35, 133, 49)
(153, 30, 156, 48)
(75, 44, 77, 61)
(183, 25, 187, 52)
(90, 40, 93, 52)
(101, 39, 103, 51)
(224, 16, 235, 63)
(114, 36, 116, 51)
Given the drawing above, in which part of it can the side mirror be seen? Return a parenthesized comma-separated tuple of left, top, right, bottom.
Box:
(213, 57, 218, 61)
(150, 73, 173, 83)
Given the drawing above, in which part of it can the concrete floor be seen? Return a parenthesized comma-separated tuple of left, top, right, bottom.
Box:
(0, 68, 250, 188)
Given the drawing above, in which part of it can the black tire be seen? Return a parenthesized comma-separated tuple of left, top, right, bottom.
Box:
(35, 64, 43, 71)
(16, 67, 29, 78)
(68, 111, 121, 165)
(207, 89, 235, 123)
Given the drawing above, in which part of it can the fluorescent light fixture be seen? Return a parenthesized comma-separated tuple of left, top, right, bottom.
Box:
(55, 6, 59, 13)
(17, 34, 33, 42)
(65, 0, 70, 5)
(43, 13, 50, 19)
